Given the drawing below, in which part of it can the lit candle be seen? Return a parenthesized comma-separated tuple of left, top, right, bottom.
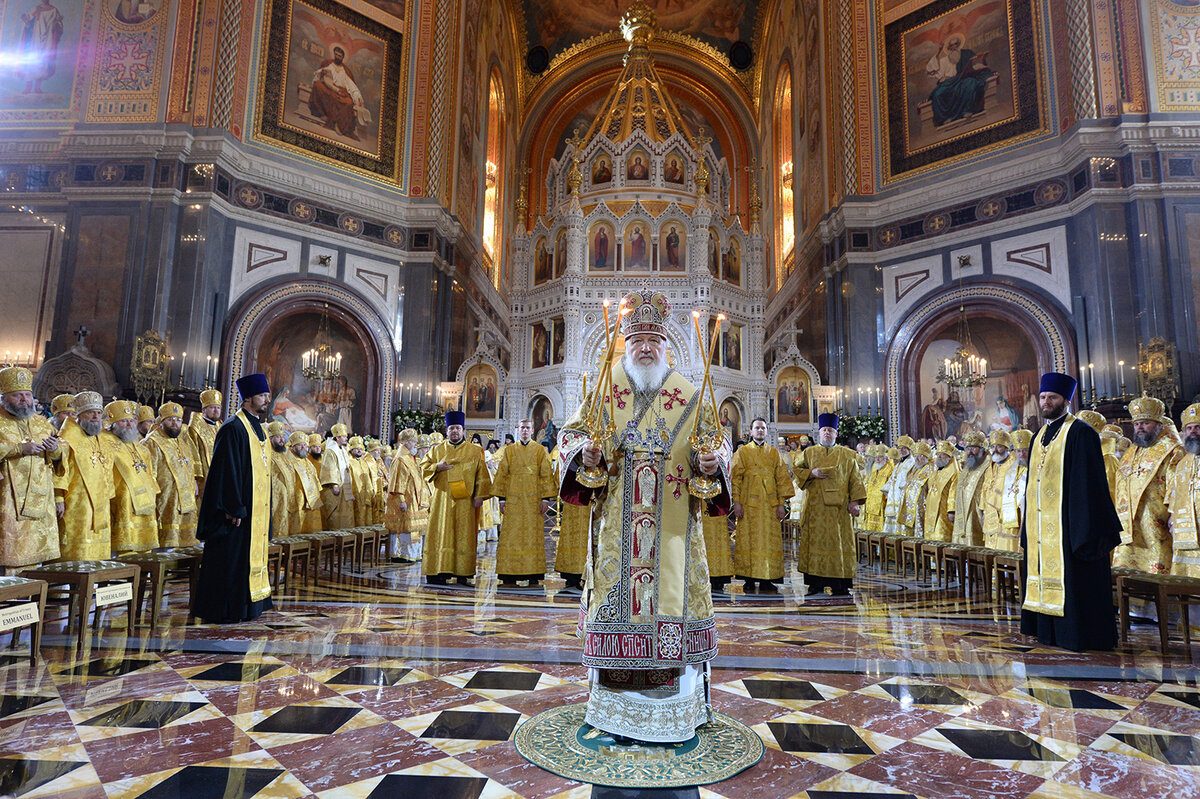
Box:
(1118, 360, 1126, 391)
(857, 387, 863, 415)
(1088, 363, 1095, 397)
(206, 355, 212, 382)
(180, 351, 187, 384)
(876, 387, 882, 411)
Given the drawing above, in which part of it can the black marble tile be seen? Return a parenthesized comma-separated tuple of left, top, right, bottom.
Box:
(0, 758, 85, 797)
(1158, 690, 1200, 710)
(327, 666, 411, 687)
(807, 792, 917, 799)
(61, 657, 158, 678)
(880, 683, 966, 705)
(465, 630, 505, 637)
(421, 710, 521, 741)
(766, 722, 873, 755)
(591, 787, 699, 799)
(191, 662, 284, 682)
(135, 765, 283, 798)
(83, 700, 208, 729)
(464, 670, 541, 691)
(1109, 732, 1200, 765)
(938, 728, 1063, 761)
(0, 694, 53, 718)
(744, 679, 823, 701)
(778, 640, 819, 647)
(1026, 687, 1124, 710)
(764, 625, 800, 632)
(367, 774, 488, 799)
(251, 705, 361, 734)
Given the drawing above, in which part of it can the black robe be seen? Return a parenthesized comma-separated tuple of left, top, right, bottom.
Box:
(1019, 415, 1122, 651)
(192, 410, 274, 623)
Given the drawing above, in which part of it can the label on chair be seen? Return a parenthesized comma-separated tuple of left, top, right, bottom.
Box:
(95, 582, 134, 606)
(0, 602, 38, 631)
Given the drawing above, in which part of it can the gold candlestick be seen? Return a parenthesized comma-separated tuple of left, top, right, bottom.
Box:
(578, 300, 623, 488)
(688, 311, 724, 499)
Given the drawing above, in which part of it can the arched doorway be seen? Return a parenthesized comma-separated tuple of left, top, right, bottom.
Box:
(224, 280, 397, 440)
(886, 285, 1075, 439)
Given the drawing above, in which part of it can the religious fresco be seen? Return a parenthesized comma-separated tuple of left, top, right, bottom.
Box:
(1150, 0, 1200, 112)
(463, 362, 499, 419)
(882, 0, 1044, 182)
(533, 237, 551, 284)
(722, 322, 743, 371)
(723, 237, 741, 284)
(531, 323, 549, 369)
(718, 398, 741, 442)
(554, 230, 567, 277)
(659, 222, 686, 271)
(775, 366, 811, 424)
(663, 153, 686, 185)
(0, 0, 84, 119)
(112, 0, 158, 23)
(258, 312, 366, 436)
(624, 222, 650, 270)
(625, 149, 651, 181)
(589, 221, 615, 270)
(708, 227, 721, 277)
(916, 317, 1039, 439)
(521, 0, 761, 62)
(591, 153, 613, 185)
(257, 0, 402, 179)
(552, 316, 566, 364)
(529, 394, 554, 445)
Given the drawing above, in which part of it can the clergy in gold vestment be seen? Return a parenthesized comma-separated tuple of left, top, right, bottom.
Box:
(187, 389, 222, 496)
(420, 412, 491, 584)
(793, 415, 866, 596)
(0, 367, 63, 570)
(1167, 404, 1200, 577)
(950, 430, 989, 545)
(559, 290, 730, 744)
(319, 424, 355, 529)
(880, 435, 916, 533)
(860, 445, 893, 532)
(924, 441, 959, 543)
(730, 418, 795, 592)
(385, 429, 429, 562)
(994, 429, 1031, 551)
(368, 441, 388, 524)
(1020, 372, 1121, 651)
(285, 432, 323, 533)
(102, 400, 159, 553)
(1099, 423, 1122, 503)
(900, 442, 935, 537)
(50, 393, 74, 432)
(553, 444, 588, 589)
(136, 405, 155, 438)
(491, 419, 557, 585)
(981, 430, 1016, 549)
(267, 422, 294, 538)
(1114, 395, 1183, 574)
(347, 436, 376, 527)
(57, 391, 116, 560)
(145, 402, 199, 547)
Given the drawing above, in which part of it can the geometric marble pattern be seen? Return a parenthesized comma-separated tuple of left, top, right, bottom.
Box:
(0, 534, 1196, 798)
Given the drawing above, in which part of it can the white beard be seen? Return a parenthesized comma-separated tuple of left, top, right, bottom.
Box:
(623, 353, 669, 393)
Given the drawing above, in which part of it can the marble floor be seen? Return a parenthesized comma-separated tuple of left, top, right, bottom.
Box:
(1, 534, 1197, 799)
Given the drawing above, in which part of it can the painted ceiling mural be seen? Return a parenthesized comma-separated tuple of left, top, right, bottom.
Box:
(522, 0, 762, 60)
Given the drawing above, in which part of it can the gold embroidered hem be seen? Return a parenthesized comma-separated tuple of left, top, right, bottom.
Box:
(585, 664, 709, 743)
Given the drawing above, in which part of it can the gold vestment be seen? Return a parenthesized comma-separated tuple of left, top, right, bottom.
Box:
(57, 420, 116, 560)
(0, 410, 62, 567)
(730, 442, 795, 580)
(145, 429, 199, 547)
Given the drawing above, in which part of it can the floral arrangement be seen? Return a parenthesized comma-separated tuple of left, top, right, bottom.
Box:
(392, 409, 445, 435)
(836, 415, 888, 445)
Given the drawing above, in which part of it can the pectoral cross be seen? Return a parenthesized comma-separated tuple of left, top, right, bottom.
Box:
(664, 465, 688, 499)
(91, 448, 107, 466)
(133, 458, 147, 473)
(1132, 460, 1153, 479)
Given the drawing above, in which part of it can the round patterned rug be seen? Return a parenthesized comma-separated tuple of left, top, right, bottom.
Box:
(514, 703, 763, 788)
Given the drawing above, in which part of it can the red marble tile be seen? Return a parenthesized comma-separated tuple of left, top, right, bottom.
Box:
(492, 682, 589, 717)
(268, 722, 446, 791)
(57, 669, 194, 710)
(200, 674, 340, 716)
(82, 717, 261, 782)
(956, 697, 1115, 745)
(342, 679, 480, 720)
(1122, 699, 1200, 736)
(706, 742, 836, 796)
(0, 709, 80, 753)
(805, 692, 952, 739)
(848, 741, 1046, 799)
(457, 741, 581, 799)
(1051, 680, 1160, 700)
(711, 691, 794, 726)
(532, 663, 588, 683)
(1051, 747, 1200, 798)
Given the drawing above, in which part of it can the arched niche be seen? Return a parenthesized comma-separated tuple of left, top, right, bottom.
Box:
(224, 279, 396, 440)
(886, 285, 1075, 439)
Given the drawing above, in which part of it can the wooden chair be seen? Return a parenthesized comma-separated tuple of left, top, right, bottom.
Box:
(991, 550, 1024, 603)
(0, 576, 47, 664)
(898, 537, 922, 579)
(20, 561, 140, 649)
(939, 546, 967, 589)
(272, 537, 313, 588)
(856, 531, 872, 563)
(115, 549, 201, 631)
(919, 541, 947, 585)
(267, 544, 283, 588)
(881, 535, 903, 574)
(965, 547, 997, 598)
(1117, 572, 1200, 654)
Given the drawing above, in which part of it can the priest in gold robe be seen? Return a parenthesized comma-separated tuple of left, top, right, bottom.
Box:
(1167, 404, 1200, 577)
(385, 428, 429, 562)
(285, 432, 323, 533)
(57, 391, 116, 560)
(49, 393, 73, 431)
(346, 436, 374, 526)
(900, 442, 935, 537)
(193, 373, 274, 623)
(553, 443, 588, 590)
(491, 418, 557, 586)
(102, 400, 159, 553)
(319, 424, 354, 529)
(1021, 372, 1121, 651)
(1099, 423, 1122, 503)
(793, 415, 866, 596)
(730, 417, 795, 593)
(187, 389, 222, 495)
(1114, 395, 1182, 574)
(559, 290, 730, 744)
(950, 430, 988, 545)
(981, 430, 1016, 549)
(421, 411, 491, 584)
(880, 435, 916, 533)
(924, 440, 959, 542)
(137, 405, 156, 438)
(267, 421, 295, 538)
(994, 429, 1031, 551)
(0, 367, 63, 571)
(145, 402, 199, 547)
(860, 445, 893, 532)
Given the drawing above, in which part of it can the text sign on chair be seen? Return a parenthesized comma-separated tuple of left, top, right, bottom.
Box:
(0, 602, 38, 631)
(94, 582, 134, 607)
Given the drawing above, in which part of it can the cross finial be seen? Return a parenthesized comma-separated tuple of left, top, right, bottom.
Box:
(566, 126, 587, 159)
(73, 325, 91, 347)
(693, 126, 711, 151)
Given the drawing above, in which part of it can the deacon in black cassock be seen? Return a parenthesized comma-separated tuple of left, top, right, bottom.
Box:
(1020, 371, 1122, 652)
(192, 373, 275, 623)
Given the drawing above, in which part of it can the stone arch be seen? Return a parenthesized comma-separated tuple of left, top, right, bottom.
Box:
(885, 284, 1076, 439)
(224, 278, 396, 440)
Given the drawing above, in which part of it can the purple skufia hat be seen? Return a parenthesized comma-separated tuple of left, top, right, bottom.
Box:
(1039, 372, 1077, 401)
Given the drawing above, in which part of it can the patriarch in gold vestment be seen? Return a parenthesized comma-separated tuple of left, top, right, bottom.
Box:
(420, 411, 491, 584)
(1020, 373, 1121, 652)
(145, 402, 199, 547)
(347, 436, 376, 527)
(57, 391, 116, 560)
(730, 417, 795, 592)
(900, 442, 935, 538)
(102, 400, 159, 553)
(980, 430, 1017, 549)
(490, 418, 557, 585)
(559, 290, 730, 743)
(1113, 395, 1183, 574)
(1167, 403, 1200, 577)
(793, 415, 866, 595)
(0, 367, 63, 570)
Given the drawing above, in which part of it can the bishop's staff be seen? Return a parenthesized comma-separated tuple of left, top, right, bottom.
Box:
(689, 310, 725, 499)
(577, 299, 625, 489)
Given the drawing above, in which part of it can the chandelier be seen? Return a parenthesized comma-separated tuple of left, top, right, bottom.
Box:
(936, 303, 987, 388)
(301, 302, 341, 386)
